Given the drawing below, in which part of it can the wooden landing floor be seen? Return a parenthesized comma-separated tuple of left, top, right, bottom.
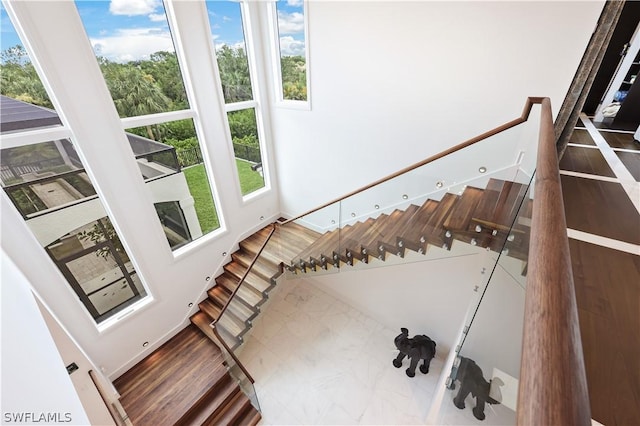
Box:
(563, 120, 640, 425)
(113, 325, 226, 426)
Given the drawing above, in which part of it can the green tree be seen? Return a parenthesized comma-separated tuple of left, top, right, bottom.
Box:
(100, 59, 172, 139)
(280, 55, 307, 101)
(227, 108, 258, 146)
(138, 51, 188, 109)
(0, 45, 53, 108)
(216, 45, 252, 103)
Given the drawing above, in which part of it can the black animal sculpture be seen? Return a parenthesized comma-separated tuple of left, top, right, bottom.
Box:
(451, 356, 499, 421)
(392, 328, 436, 377)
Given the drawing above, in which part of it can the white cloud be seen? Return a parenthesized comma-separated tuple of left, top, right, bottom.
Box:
(277, 11, 304, 34)
(109, 0, 160, 16)
(148, 13, 165, 22)
(279, 36, 305, 57)
(90, 28, 174, 63)
(286, 0, 304, 6)
(222, 16, 232, 23)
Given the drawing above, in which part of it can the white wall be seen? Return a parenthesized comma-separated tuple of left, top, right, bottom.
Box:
(269, 1, 604, 219)
(298, 243, 489, 355)
(1, 250, 90, 425)
(2, 1, 281, 379)
(36, 299, 116, 426)
(458, 260, 527, 379)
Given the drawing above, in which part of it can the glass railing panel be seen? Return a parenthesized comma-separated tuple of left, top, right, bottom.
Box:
(279, 106, 540, 278)
(484, 168, 534, 290)
(434, 171, 534, 425)
(208, 327, 261, 412)
(280, 201, 342, 275)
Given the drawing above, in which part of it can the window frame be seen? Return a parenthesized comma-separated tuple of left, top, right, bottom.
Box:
(208, 0, 272, 202)
(268, 0, 311, 110)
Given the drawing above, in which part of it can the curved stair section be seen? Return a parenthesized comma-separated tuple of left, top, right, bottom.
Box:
(189, 222, 320, 350)
(287, 178, 532, 276)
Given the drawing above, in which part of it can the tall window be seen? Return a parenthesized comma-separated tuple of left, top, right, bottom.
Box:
(75, 0, 223, 248)
(0, 3, 149, 325)
(0, 109, 148, 324)
(206, 0, 267, 197)
(273, 0, 309, 103)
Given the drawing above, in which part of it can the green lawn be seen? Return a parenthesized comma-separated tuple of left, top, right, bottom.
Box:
(182, 160, 265, 234)
(182, 165, 219, 234)
(235, 159, 265, 195)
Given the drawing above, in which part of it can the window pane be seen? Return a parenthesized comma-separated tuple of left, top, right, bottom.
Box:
(46, 218, 147, 322)
(1, 140, 96, 217)
(126, 118, 221, 245)
(205, 1, 253, 103)
(0, 4, 58, 128)
(74, 1, 190, 117)
(228, 108, 265, 195)
(275, 0, 307, 101)
(0, 96, 148, 324)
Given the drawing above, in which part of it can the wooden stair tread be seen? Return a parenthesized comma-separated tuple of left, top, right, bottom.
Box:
(207, 287, 258, 323)
(114, 325, 229, 426)
(359, 213, 393, 256)
(190, 311, 217, 342)
(341, 219, 377, 262)
(223, 263, 265, 292)
(490, 181, 528, 229)
(472, 179, 527, 231)
(378, 204, 420, 253)
(199, 298, 222, 320)
(203, 388, 253, 426)
(295, 228, 341, 265)
(216, 272, 264, 308)
(223, 262, 272, 298)
(232, 250, 279, 284)
(397, 199, 438, 248)
(214, 321, 242, 351)
(217, 310, 250, 338)
(175, 375, 239, 426)
(443, 186, 484, 230)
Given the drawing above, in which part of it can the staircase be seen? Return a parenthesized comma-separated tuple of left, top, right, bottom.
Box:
(111, 223, 319, 425)
(287, 178, 531, 274)
(112, 178, 530, 424)
(190, 221, 320, 349)
(113, 325, 261, 425)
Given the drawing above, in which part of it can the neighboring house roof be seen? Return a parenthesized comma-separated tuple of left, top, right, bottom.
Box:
(0, 95, 61, 132)
(0, 95, 174, 156)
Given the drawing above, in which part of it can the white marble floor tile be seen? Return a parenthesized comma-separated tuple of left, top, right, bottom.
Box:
(248, 280, 448, 425)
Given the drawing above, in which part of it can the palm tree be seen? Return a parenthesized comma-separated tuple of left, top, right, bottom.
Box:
(101, 62, 172, 140)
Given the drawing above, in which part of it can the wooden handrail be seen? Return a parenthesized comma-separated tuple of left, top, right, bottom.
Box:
(88, 370, 126, 426)
(282, 97, 545, 225)
(517, 98, 590, 424)
(212, 222, 278, 384)
(219, 97, 590, 423)
(211, 326, 256, 384)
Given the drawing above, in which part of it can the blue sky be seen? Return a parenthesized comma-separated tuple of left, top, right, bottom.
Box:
(1, 0, 305, 62)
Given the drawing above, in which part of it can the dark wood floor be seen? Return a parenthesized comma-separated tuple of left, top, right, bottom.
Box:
(561, 175, 640, 245)
(600, 132, 640, 151)
(570, 128, 597, 146)
(559, 145, 616, 177)
(562, 125, 640, 425)
(615, 151, 640, 181)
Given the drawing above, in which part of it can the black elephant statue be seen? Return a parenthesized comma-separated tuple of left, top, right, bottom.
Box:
(451, 356, 500, 420)
(392, 328, 436, 377)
